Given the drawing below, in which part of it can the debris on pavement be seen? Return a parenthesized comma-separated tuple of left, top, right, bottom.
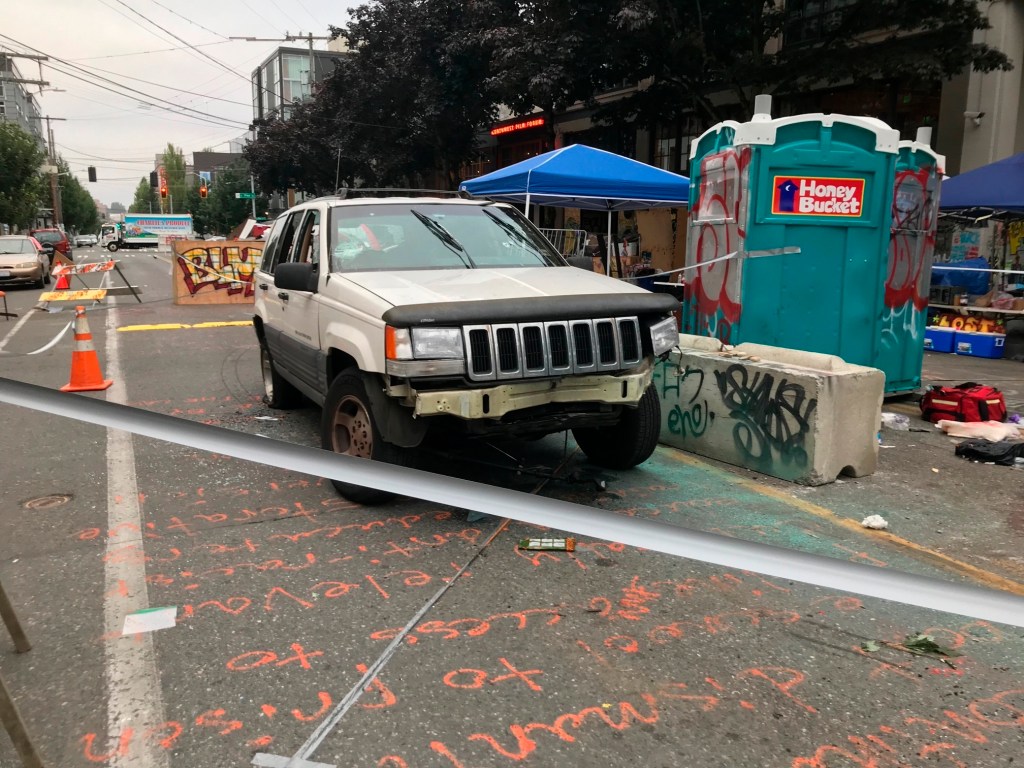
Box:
(880, 412, 910, 431)
(861, 514, 889, 530)
(122, 606, 178, 635)
(254, 416, 279, 421)
(519, 537, 576, 552)
(902, 632, 963, 659)
(861, 640, 881, 652)
(937, 419, 1023, 441)
(954, 439, 1024, 466)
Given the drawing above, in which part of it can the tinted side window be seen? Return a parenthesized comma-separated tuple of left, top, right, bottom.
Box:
(258, 218, 285, 273)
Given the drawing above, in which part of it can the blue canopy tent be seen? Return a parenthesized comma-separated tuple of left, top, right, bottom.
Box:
(459, 144, 690, 273)
(940, 152, 1024, 212)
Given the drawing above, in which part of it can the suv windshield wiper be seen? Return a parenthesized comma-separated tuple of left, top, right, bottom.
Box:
(411, 210, 476, 268)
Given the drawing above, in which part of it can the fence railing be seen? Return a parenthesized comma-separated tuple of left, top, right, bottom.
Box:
(539, 228, 588, 259)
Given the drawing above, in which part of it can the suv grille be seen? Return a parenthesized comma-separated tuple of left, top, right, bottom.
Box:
(462, 317, 643, 382)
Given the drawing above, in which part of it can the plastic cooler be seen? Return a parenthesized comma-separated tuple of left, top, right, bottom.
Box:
(954, 331, 1005, 359)
(924, 327, 955, 353)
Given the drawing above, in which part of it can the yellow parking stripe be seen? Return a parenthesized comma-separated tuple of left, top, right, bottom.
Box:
(117, 320, 252, 332)
(667, 451, 1024, 596)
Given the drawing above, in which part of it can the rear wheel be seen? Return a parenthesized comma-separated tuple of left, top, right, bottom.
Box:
(572, 384, 661, 470)
(321, 370, 411, 505)
(260, 340, 302, 409)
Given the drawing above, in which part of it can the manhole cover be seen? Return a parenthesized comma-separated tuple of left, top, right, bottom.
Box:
(21, 493, 74, 510)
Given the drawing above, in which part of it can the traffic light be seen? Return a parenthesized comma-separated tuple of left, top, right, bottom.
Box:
(87, 166, 97, 182)
(160, 186, 168, 199)
(150, 171, 158, 188)
(199, 185, 208, 199)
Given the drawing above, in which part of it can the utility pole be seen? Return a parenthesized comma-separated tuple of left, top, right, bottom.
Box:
(228, 33, 332, 100)
(31, 116, 67, 228)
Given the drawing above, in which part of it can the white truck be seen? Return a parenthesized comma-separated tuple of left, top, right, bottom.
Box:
(253, 193, 679, 504)
(100, 213, 194, 251)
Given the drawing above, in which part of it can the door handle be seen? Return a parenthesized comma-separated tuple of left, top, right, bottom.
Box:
(258, 283, 268, 291)
(277, 292, 289, 301)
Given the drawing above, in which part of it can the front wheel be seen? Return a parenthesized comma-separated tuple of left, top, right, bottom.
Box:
(260, 341, 302, 409)
(106, 242, 118, 252)
(321, 370, 411, 505)
(572, 384, 661, 470)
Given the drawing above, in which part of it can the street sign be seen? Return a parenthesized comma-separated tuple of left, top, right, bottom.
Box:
(235, 192, 256, 199)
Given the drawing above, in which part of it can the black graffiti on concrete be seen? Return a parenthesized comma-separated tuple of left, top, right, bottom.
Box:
(666, 364, 714, 438)
(714, 364, 817, 467)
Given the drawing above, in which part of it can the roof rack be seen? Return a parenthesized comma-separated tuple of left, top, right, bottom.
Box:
(334, 187, 468, 199)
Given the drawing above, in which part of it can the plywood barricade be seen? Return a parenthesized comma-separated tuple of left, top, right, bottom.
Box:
(172, 240, 263, 305)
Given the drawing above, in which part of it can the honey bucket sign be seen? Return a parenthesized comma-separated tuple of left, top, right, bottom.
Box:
(772, 176, 866, 217)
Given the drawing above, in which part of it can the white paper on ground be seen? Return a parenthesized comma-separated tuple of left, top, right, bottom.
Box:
(122, 606, 177, 635)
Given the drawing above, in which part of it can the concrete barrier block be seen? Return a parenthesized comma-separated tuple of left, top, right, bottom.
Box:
(655, 333, 884, 485)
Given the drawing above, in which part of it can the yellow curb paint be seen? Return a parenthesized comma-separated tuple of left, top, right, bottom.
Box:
(118, 323, 190, 332)
(666, 450, 1024, 596)
(117, 320, 252, 332)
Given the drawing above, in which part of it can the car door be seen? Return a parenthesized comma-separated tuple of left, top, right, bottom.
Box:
(255, 213, 302, 377)
(274, 208, 323, 395)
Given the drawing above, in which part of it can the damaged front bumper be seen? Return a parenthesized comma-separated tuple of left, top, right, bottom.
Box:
(394, 360, 655, 421)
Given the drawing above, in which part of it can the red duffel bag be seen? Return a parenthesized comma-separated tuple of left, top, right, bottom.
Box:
(920, 382, 1007, 423)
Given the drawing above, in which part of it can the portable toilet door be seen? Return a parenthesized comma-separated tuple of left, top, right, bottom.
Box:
(685, 97, 900, 373)
(877, 130, 945, 393)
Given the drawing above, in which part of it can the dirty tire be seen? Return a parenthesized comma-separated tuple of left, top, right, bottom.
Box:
(106, 241, 118, 252)
(572, 384, 661, 470)
(321, 369, 411, 505)
(43, 270, 50, 285)
(260, 341, 302, 409)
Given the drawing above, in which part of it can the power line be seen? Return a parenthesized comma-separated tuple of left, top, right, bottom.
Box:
(67, 40, 232, 61)
(0, 36, 250, 129)
(110, 0, 248, 83)
(147, 0, 229, 40)
(70, 59, 252, 108)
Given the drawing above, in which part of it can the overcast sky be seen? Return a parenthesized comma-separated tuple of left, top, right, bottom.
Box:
(3, 0, 361, 206)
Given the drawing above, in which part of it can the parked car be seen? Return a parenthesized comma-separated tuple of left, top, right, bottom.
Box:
(30, 228, 72, 264)
(0, 235, 51, 288)
(254, 192, 678, 505)
(74, 233, 98, 247)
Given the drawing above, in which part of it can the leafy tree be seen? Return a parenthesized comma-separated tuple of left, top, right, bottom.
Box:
(59, 163, 99, 233)
(247, 0, 501, 193)
(601, 0, 1014, 125)
(129, 176, 158, 214)
(0, 122, 45, 230)
(475, 0, 620, 138)
(160, 143, 188, 212)
(183, 159, 267, 235)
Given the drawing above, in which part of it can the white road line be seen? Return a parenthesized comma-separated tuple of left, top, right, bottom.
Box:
(103, 305, 170, 768)
(0, 307, 36, 353)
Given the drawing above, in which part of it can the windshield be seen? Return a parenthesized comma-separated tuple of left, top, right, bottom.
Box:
(0, 238, 35, 254)
(33, 230, 63, 243)
(328, 203, 563, 272)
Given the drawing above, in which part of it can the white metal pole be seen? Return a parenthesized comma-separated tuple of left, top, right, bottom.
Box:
(250, 175, 257, 218)
(606, 211, 613, 276)
(524, 192, 531, 221)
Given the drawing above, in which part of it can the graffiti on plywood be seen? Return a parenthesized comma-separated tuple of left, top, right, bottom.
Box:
(173, 241, 263, 305)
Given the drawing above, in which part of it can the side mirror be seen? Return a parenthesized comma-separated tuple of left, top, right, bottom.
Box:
(42, 243, 55, 255)
(274, 261, 318, 292)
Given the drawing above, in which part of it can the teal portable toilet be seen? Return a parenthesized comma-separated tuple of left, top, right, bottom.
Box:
(878, 129, 944, 393)
(684, 96, 907, 387)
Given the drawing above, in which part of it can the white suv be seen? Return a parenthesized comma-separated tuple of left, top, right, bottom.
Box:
(253, 193, 679, 504)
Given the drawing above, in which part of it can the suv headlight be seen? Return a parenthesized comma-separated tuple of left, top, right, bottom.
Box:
(411, 327, 463, 359)
(649, 316, 678, 356)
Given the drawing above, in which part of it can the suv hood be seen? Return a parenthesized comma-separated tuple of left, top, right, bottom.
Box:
(339, 267, 650, 306)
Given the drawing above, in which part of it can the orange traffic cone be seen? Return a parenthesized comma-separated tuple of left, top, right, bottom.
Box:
(54, 271, 71, 290)
(61, 306, 113, 392)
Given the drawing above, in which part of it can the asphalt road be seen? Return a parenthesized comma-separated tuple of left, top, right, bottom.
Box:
(0, 248, 1022, 768)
